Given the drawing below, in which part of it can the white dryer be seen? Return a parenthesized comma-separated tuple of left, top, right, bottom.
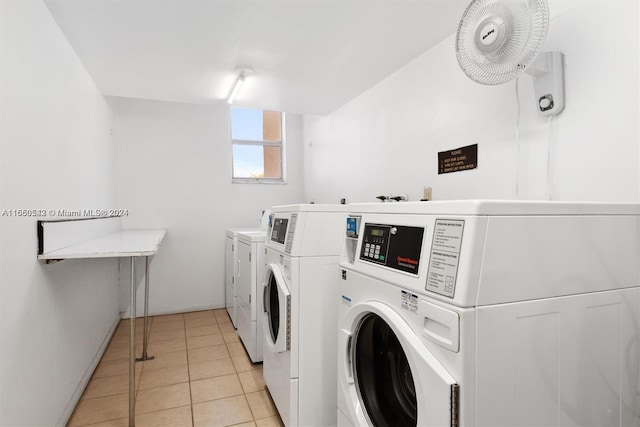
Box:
(237, 230, 266, 362)
(338, 201, 640, 427)
(225, 211, 271, 328)
(226, 228, 261, 327)
(262, 204, 346, 427)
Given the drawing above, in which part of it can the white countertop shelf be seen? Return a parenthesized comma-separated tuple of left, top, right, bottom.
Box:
(36, 219, 166, 426)
(37, 229, 166, 260)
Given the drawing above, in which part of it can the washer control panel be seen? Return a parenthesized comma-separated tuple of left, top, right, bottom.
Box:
(270, 218, 289, 244)
(360, 223, 424, 275)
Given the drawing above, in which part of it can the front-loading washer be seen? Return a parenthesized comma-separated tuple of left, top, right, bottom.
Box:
(338, 200, 640, 426)
(262, 204, 346, 427)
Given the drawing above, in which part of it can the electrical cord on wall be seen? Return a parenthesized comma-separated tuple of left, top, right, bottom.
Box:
(547, 114, 556, 200)
(514, 77, 521, 199)
(515, 75, 558, 201)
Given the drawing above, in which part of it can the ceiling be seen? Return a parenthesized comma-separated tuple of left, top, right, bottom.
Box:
(44, 0, 469, 115)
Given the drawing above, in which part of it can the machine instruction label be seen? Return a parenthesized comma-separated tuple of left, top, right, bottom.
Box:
(284, 213, 297, 254)
(426, 219, 464, 297)
(401, 290, 418, 312)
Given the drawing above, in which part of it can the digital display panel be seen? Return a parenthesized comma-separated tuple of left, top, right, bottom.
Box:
(371, 229, 384, 237)
(270, 218, 289, 244)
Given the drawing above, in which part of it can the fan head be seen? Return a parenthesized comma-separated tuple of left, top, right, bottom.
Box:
(456, 0, 549, 85)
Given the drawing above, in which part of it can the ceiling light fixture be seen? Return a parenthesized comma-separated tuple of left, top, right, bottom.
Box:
(227, 69, 250, 104)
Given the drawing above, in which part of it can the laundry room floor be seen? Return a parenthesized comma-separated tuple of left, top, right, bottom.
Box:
(67, 309, 283, 427)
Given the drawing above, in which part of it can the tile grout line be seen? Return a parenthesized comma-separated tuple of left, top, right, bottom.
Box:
(74, 311, 280, 426)
(71, 318, 139, 426)
(185, 312, 195, 427)
(228, 312, 259, 426)
(132, 312, 194, 424)
(229, 327, 256, 424)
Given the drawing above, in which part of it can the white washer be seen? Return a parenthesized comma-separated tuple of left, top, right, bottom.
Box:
(237, 230, 266, 362)
(226, 228, 261, 327)
(225, 210, 271, 328)
(338, 200, 640, 427)
(262, 204, 346, 427)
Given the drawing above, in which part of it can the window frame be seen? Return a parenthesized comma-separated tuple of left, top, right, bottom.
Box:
(230, 110, 287, 184)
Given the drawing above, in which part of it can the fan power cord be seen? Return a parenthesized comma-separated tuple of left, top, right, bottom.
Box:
(547, 114, 556, 200)
(514, 77, 521, 199)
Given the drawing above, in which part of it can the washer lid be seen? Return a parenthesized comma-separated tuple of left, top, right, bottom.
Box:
(270, 203, 347, 213)
(237, 230, 266, 243)
(347, 200, 640, 216)
(226, 227, 260, 238)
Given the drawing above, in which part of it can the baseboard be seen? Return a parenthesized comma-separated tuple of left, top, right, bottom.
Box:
(120, 302, 226, 319)
(57, 315, 120, 427)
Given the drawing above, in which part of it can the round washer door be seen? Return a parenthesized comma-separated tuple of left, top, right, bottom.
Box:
(339, 301, 457, 426)
(354, 312, 417, 426)
(262, 263, 290, 353)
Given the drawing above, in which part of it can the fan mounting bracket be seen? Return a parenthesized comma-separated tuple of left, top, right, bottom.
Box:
(524, 51, 565, 116)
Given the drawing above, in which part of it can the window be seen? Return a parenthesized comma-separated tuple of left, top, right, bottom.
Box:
(231, 107, 285, 183)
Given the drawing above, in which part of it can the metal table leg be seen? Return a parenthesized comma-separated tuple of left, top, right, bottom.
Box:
(129, 256, 136, 427)
(136, 256, 154, 362)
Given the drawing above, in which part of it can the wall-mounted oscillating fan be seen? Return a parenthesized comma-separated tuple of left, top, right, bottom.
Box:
(455, 0, 565, 116)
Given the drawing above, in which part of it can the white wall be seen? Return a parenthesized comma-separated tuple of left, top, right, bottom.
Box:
(0, 1, 119, 425)
(110, 97, 305, 317)
(304, 0, 639, 203)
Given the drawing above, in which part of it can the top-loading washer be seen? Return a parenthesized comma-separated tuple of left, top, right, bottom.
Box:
(226, 228, 261, 327)
(262, 204, 347, 427)
(338, 200, 640, 427)
(225, 210, 271, 327)
(237, 230, 266, 362)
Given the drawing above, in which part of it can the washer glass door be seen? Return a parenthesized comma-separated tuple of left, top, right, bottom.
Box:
(262, 263, 290, 353)
(353, 313, 416, 426)
(349, 308, 457, 427)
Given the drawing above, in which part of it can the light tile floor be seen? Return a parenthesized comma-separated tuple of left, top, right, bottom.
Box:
(67, 309, 283, 427)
